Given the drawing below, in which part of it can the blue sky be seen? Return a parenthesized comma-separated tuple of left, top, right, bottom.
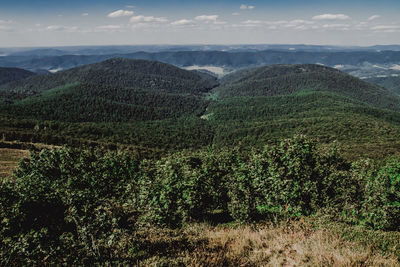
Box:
(1, 0, 399, 47)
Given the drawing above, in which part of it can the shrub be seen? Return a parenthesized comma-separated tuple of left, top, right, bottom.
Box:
(362, 159, 400, 231)
(0, 148, 139, 265)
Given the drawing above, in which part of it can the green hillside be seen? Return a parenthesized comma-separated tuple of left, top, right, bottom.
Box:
(0, 58, 218, 94)
(366, 76, 400, 95)
(216, 64, 400, 111)
(0, 59, 218, 153)
(1, 62, 400, 159)
(0, 67, 35, 85)
(1, 83, 209, 123)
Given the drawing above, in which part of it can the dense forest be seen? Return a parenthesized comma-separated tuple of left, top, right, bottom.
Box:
(1, 61, 399, 159)
(367, 76, 400, 95)
(1, 59, 400, 265)
(0, 67, 35, 85)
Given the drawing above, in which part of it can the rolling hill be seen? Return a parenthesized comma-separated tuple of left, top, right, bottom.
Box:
(1, 61, 400, 158)
(0, 67, 35, 85)
(366, 76, 400, 95)
(0, 58, 218, 95)
(215, 64, 400, 111)
(203, 64, 400, 157)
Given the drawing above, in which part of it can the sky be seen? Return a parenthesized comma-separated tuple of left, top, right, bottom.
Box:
(0, 0, 400, 47)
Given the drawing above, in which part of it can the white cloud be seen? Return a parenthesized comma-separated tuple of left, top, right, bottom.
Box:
(95, 25, 125, 33)
(96, 25, 123, 30)
(131, 23, 165, 30)
(242, 20, 263, 24)
(232, 12, 240, 16)
(130, 15, 168, 23)
(46, 25, 80, 32)
(107, 10, 134, 18)
(371, 25, 400, 30)
(312, 14, 350, 20)
(241, 19, 315, 30)
(195, 15, 218, 22)
(289, 19, 314, 25)
(322, 24, 350, 30)
(171, 19, 195, 26)
(126, 5, 135, 9)
(82, 13, 89, 16)
(368, 15, 381, 21)
(240, 4, 255, 10)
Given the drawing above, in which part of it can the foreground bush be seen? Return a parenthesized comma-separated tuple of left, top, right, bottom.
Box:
(1, 136, 400, 264)
(0, 148, 139, 265)
(362, 159, 400, 230)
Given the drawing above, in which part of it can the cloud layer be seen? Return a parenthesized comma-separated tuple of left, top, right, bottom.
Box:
(312, 14, 350, 20)
(107, 10, 134, 18)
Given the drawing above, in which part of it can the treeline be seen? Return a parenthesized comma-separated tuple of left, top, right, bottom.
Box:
(1, 136, 399, 264)
(0, 115, 215, 152)
(1, 83, 209, 123)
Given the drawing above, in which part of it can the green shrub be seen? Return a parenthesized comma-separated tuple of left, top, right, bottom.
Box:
(138, 149, 240, 227)
(0, 148, 139, 265)
(362, 159, 400, 231)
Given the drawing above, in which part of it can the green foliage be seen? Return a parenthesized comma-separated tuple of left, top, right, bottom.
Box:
(216, 64, 400, 111)
(366, 76, 400, 95)
(0, 67, 35, 86)
(2, 83, 209, 123)
(1, 136, 400, 264)
(0, 148, 139, 265)
(0, 58, 217, 94)
(138, 149, 240, 227)
(362, 159, 400, 230)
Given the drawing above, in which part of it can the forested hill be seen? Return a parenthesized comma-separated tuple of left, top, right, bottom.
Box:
(215, 64, 400, 111)
(366, 76, 400, 95)
(0, 58, 218, 94)
(2, 61, 400, 158)
(0, 67, 35, 85)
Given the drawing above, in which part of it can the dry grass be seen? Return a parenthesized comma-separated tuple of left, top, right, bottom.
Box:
(0, 148, 29, 179)
(131, 220, 399, 266)
(187, 221, 400, 267)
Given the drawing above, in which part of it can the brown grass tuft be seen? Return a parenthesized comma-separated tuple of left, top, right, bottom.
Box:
(0, 148, 29, 179)
(188, 220, 399, 266)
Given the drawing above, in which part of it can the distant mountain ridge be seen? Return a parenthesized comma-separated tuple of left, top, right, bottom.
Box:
(1, 50, 400, 74)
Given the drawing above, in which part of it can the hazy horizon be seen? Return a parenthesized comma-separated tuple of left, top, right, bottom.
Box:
(1, 0, 400, 47)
